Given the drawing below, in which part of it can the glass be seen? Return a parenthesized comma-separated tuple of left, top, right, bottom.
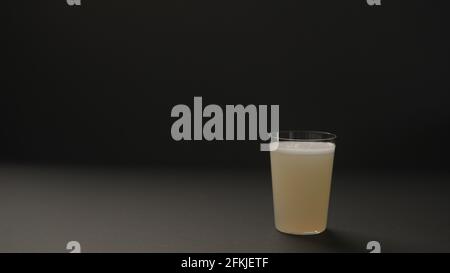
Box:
(270, 130, 337, 235)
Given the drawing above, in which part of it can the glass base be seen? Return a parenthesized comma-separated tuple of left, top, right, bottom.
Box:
(275, 226, 326, 236)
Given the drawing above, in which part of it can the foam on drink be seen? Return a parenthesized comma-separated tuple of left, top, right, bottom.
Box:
(275, 141, 335, 155)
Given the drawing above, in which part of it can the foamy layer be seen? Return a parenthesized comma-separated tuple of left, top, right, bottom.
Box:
(271, 141, 335, 155)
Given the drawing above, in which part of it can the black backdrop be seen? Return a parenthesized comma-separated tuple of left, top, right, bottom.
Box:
(3, 0, 450, 171)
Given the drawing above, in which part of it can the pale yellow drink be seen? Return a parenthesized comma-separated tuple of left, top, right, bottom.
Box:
(270, 141, 335, 235)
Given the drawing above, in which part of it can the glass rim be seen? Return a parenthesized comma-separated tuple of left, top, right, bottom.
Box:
(275, 130, 337, 142)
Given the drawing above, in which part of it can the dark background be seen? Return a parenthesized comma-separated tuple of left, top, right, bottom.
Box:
(4, 0, 449, 171)
(2, 0, 450, 253)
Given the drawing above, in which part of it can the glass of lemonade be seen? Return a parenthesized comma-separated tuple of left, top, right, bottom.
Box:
(270, 131, 337, 235)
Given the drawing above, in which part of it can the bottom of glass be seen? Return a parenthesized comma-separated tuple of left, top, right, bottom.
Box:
(275, 226, 326, 236)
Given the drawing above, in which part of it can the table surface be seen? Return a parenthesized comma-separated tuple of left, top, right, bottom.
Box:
(1, 165, 449, 253)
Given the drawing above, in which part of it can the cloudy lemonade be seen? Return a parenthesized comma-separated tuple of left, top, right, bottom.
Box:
(270, 141, 335, 235)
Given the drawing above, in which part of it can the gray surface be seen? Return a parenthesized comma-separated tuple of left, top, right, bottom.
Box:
(1, 165, 449, 252)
